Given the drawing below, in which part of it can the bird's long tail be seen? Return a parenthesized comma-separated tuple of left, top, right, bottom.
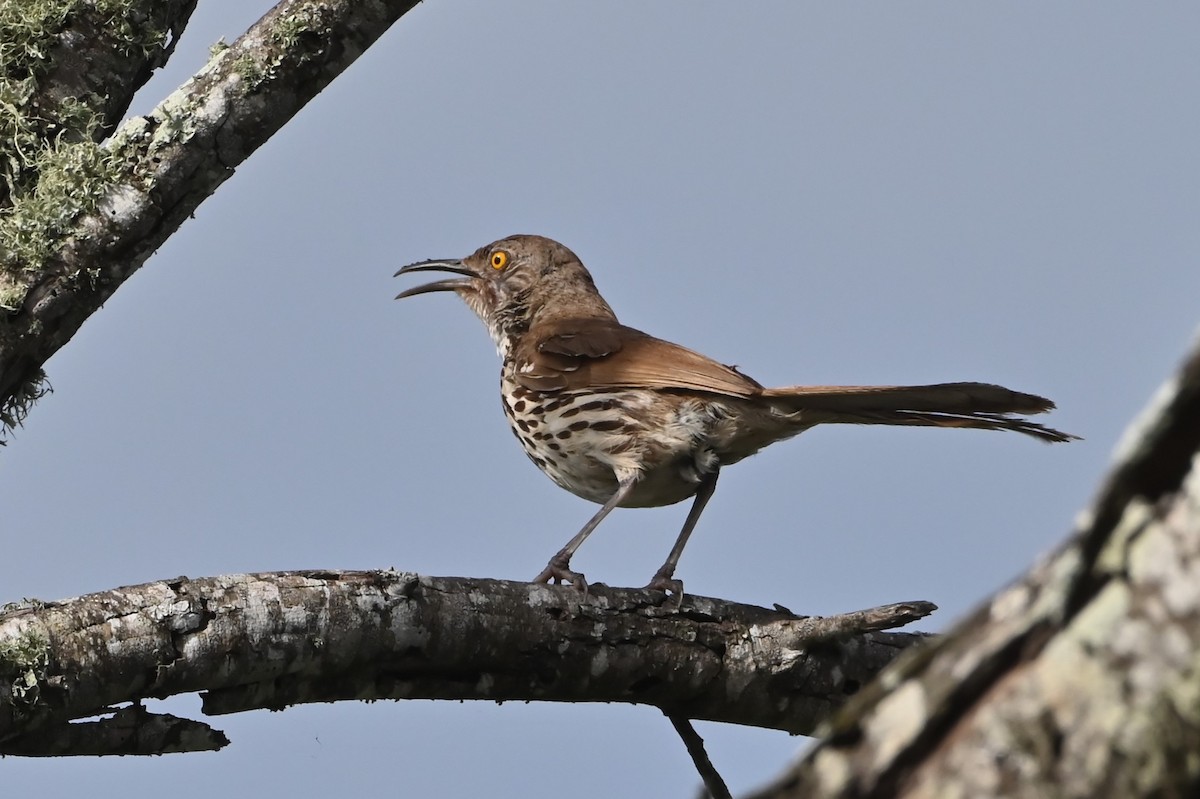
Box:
(760, 382, 1076, 443)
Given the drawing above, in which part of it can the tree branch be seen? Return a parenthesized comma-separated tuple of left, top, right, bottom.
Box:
(0, 706, 228, 756)
(0, 572, 933, 756)
(1, 0, 420, 426)
(752, 335, 1200, 798)
(668, 712, 733, 799)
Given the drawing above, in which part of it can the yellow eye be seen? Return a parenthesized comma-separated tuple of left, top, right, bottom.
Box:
(490, 250, 510, 270)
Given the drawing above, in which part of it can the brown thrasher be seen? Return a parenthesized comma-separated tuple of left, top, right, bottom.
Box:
(395, 235, 1074, 595)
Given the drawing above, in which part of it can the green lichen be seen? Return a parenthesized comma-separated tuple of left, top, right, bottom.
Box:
(0, 103, 115, 444)
(2, 78, 100, 186)
(88, 0, 171, 59)
(0, 136, 122, 272)
(0, 627, 50, 712)
(231, 6, 331, 92)
(0, 0, 171, 440)
(272, 10, 319, 48)
(0, 0, 166, 77)
(0, 0, 71, 79)
(0, 77, 39, 194)
(2, 0, 149, 273)
(231, 50, 265, 88)
(1, 0, 166, 197)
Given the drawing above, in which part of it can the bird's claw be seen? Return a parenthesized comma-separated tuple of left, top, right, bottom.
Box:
(533, 559, 588, 595)
(644, 572, 685, 609)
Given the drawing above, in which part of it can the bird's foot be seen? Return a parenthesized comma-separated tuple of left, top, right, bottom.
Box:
(644, 570, 684, 608)
(533, 557, 588, 594)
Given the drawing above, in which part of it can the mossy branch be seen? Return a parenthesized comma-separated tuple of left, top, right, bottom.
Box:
(0, 0, 421, 441)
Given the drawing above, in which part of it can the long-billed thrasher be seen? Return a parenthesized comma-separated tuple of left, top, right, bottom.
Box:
(395, 235, 1074, 595)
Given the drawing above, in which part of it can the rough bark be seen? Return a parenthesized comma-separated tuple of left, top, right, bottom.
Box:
(0, 0, 420, 432)
(0, 573, 933, 755)
(751, 336, 1200, 799)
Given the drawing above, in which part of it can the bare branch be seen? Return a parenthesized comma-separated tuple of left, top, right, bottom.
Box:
(0, 706, 228, 756)
(0, 571, 932, 756)
(668, 712, 733, 799)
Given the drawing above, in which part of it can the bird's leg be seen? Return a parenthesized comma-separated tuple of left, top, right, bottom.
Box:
(533, 475, 641, 591)
(645, 468, 720, 597)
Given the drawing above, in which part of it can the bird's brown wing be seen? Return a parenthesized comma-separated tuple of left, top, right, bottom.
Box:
(513, 319, 763, 397)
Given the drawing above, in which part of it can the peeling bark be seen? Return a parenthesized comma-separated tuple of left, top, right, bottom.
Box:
(753, 337, 1200, 799)
(0, 573, 931, 755)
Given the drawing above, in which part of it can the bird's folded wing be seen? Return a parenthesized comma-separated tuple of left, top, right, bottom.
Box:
(514, 320, 763, 397)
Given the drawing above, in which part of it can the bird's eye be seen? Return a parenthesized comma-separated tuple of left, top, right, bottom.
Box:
(490, 251, 510, 270)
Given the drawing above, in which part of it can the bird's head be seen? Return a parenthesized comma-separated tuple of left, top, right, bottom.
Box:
(395, 234, 615, 354)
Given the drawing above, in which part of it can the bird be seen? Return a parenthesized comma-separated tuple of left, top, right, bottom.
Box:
(394, 234, 1074, 596)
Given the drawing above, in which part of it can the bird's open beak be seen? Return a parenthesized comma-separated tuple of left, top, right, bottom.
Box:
(394, 259, 478, 299)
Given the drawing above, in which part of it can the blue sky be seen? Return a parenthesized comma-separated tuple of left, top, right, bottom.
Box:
(5, 3, 1199, 796)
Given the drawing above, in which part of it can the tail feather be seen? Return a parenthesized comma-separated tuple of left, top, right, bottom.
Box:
(761, 382, 1077, 443)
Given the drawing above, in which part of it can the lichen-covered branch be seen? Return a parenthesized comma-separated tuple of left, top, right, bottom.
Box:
(0, 0, 198, 432)
(0, 0, 421, 436)
(0, 0, 196, 211)
(753, 336, 1200, 799)
(0, 571, 933, 756)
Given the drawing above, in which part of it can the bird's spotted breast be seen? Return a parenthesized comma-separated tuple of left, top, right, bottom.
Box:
(499, 374, 727, 508)
(500, 380, 642, 504)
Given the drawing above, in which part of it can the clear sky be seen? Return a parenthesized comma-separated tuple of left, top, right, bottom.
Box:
(5, 2, 1199, 796)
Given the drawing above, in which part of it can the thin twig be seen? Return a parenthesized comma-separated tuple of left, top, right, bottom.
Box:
(787, 600, 939, 641)
(667, 713, 732, 799)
